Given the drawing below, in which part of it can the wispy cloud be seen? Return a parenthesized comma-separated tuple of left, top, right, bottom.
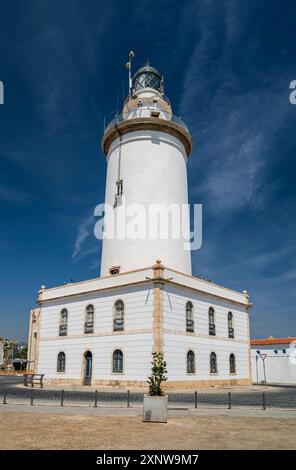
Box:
(179, 0, 291, 215)
(72, 214, 96, 261)
(0, 183, 31, 204)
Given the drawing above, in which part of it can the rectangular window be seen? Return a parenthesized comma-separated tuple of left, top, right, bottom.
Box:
(116, 179, 123, 196)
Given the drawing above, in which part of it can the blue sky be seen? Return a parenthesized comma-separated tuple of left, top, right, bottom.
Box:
(0, 0, 295, 342)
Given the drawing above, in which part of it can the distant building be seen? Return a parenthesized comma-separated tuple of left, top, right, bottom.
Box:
(2, 339, 27, 368)
(0, 338, 3, 365)
(251, 336, 296, 385)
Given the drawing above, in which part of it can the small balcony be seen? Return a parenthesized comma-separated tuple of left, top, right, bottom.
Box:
(59, 325, 67, 337)
(209, 324, 216, 336)
(228, 327, 234, 339)
(186, 320, 194, 333)
(113, 319, 124, 332)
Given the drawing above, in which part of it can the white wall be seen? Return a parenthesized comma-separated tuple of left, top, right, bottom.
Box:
(37, 285, 154, 381)
(251, 344, 296, 385)
(163, 285, 250, 381)
(36, 276, 250, 384)
(100, 129, 192, 276)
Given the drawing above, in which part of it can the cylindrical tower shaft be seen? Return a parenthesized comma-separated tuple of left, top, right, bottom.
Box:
(100, 63, 192, 277)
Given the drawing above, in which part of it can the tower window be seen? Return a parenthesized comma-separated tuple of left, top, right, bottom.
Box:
(229, 353, 236, 374)
(113, 349, 123, 373)
(114, 300, 124, 331)
(209, 307, 216, 336)
(59, 309, 68, 336)
(210, 352, 218, 374)
(57, 352, 66, 372)
(186, 301, 194, 333)
(84, 304, 94, 334)
(116, 179, 123, 196)
(228, 312, 234, 338)
(187, 350, 195, 374)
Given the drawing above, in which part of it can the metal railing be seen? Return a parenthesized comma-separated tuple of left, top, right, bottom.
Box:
(209, 324, 216, 336)
(1, 388, 295, 409)
(84, 322, 94, 334)
(228, 327, 234, 338)
(186, 320, 194, 333)
(59, 325, 67, 336)
(104, 112, 189, 134)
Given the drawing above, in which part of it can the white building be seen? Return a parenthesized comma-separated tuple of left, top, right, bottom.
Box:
(0, 338, 3, 365)
(251, 337, 296, 385)
(28, 59, 251, 389)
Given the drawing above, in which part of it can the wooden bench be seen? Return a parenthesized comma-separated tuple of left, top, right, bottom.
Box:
(24, 373, 44, 388)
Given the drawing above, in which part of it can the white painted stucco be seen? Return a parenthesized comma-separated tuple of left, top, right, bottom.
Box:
(251, 342, 296, 385)
(34, 268, 250, 385)
(100, 88, 192, 277)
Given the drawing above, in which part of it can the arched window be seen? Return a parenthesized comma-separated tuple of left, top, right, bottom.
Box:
(210, 352, 217, 374)
(57, 352, 65, 372)
(85, 304, 94, 334)
(113, 349, 123, 373)
(209, 307, 216, 336)
(187, 350, 195, 373)
(59, 309, 68, 336)
(186, 301, 194, 332)
(114, 300, 124, 331)
(229, 353, 236, 374)
(228, 312, 234, 338)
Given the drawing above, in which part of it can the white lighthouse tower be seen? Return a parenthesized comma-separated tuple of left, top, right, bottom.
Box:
(100, 59, 193, 277)
(28, 55, 251, 390)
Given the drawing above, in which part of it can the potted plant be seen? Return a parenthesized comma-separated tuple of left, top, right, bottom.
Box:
(143, 352, 168, 423)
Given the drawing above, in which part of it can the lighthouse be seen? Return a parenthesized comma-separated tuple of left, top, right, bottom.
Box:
(28, 55, 251, 390)
(100, 59, 193, 277)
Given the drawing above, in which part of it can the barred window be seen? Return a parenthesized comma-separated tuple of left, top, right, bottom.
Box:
(84, 304, 94, 334)
(187, 350, 195, 373)
(113, 349, 123, 373)
(57, 352, 65, 372)
(210, 352, 217, 374)
(229, 353, 236, 374)
(186, 301, 194, 332)
(114, 300, 124, 331)
(209, 307, 216, 336)
(228, 312, 234, 338)
(59, 309, 68, 336)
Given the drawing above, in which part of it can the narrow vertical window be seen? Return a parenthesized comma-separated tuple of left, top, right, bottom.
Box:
(229, 353, 236, 374)
(209, 307, 216, 336)
(114, 300, 124, 331)
(210, 352, 217, 374)
(57, 352, 65, 372)
(113, 349, 123, 373)
(228, 312, 234, 338)
(85, 304, 94, 334)
(186, 301, 194, 332)
(116, 179, 123, 196)
(59, 309, 68, 336)
(187, 350, 195, 373)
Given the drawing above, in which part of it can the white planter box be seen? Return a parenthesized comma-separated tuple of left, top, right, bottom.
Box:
(143, 395, 168, 423)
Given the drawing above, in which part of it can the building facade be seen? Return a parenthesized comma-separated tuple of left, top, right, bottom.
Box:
(251, 337, 296, 385)
(0, 338, 3, 366)
(28, 59, 251, 388)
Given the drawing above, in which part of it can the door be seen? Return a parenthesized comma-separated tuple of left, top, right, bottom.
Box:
(84, 351, 92, 385)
